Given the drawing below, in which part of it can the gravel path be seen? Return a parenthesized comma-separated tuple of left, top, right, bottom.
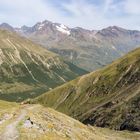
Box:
(0, 109, 26, 140)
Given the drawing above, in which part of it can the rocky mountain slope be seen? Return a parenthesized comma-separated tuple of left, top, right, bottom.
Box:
(0, 29, 87, 102)
(0, 100, 139, 140)
(32, 47, 140, 132)
(12, 20, 140, 71)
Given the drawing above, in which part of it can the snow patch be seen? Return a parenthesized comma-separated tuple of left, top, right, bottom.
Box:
(111, 28, 118, 31)
(38, 23, 45, 30)
(111, 45, 117, 50)
(56, 24, 70, 35)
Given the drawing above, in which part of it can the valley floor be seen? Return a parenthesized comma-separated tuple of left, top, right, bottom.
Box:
(0, 102, 140, 140)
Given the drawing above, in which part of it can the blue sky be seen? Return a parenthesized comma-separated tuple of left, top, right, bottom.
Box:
(0, 0, 140, 30)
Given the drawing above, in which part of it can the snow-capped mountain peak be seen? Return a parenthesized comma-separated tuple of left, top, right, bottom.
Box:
(56, 24, 70, 35)
(38, 22, 45, 30)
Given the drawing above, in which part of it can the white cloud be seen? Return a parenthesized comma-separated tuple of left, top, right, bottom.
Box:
(59, 0, 140, 30)
(123, 0, 140, 14)
(0, 0, 63, 26)
(0, 0, 140, 30)
(62, 0, 98, 17)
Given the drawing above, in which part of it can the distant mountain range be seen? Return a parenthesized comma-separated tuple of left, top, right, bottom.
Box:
(1, 20, 140, 71)
(0, 29, 86, 102)
(32, 47, 140, 132)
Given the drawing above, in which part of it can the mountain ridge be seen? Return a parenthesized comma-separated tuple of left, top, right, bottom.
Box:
(0, 29, 87, 102)
(1, 21, 140, 71)
(32, 47, 140, 132)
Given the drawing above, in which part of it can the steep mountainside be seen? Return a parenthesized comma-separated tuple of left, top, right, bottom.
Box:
(0, 101, 139, 140)
(0, 29, 87, 102)
(32, 47, 140, 131)
(13, 21, 140, 71)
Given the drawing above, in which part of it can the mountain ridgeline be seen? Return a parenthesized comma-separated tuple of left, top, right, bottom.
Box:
(1, 21, 140, 71)
(15, 21, 140, 71)
(0, 29, 87, 102)
(32, 47, 140, 132)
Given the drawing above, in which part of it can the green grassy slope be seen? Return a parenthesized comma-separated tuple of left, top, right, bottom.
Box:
(0, 29, 87, 102)
(32, 47, 140, 131)
(0, 101, 139, 140)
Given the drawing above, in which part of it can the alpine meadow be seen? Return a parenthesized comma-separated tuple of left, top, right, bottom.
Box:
(0, 0, 140, 140)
